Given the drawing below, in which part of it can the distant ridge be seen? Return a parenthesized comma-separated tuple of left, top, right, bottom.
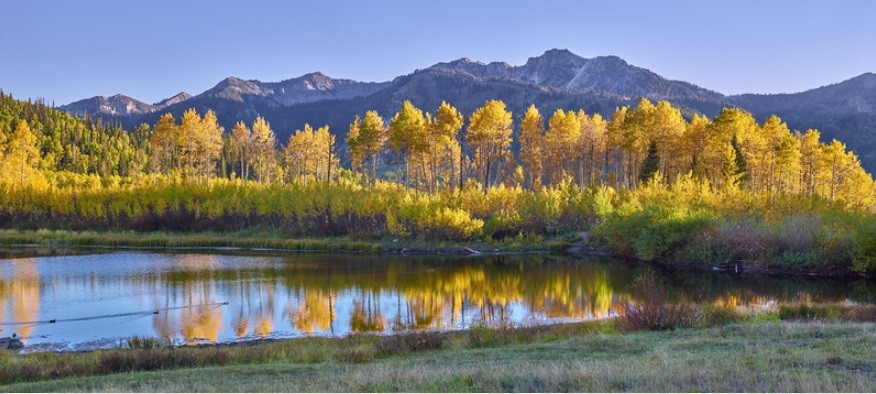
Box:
(55, 49, 876, 171)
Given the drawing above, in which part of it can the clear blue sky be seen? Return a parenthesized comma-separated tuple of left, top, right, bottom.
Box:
(2, 0, 874, 105)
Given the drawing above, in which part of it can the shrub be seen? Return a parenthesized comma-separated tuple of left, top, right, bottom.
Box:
(621, 271, 697, 331)
(713, 219, 779, 263)
(840, 305, 876, 322)
(632, 212, 713, 261)
(126, 336, 171, 350)
(851, 216, 876, 274)
(374, 331, 448, 355)
(677, 233, 735, 265)
(777, 214, 822, 253)
(699, 305, 744, 327)
(778, 304, 845, 320)
(467, 323, 503, 347)
(775, 250, 826, 270)
(334, 348, 374, 363)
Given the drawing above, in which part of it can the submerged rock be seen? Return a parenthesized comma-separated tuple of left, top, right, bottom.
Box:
(0, 335, 24, 350)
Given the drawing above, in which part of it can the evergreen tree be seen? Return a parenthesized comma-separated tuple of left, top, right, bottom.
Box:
(731, 133, 749, 186)
(639, 141, 660, 184)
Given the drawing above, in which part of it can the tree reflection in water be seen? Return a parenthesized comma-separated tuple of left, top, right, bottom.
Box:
(0, 252, 870, 348)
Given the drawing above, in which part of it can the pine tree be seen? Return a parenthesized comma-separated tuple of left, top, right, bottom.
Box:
(639, 141, 660, 184)
(731, 133, 749, 187)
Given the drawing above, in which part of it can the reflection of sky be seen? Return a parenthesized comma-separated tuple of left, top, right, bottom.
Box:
(0, 252, 867, 351)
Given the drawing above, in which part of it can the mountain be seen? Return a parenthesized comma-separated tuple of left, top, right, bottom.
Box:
(153, 92, 192, 108)
(430, 49, 725, 104)
(61, 94, 154, 118)
(731, 73, 876, 169)
(61, 91, 193, 119)
(55, 49, 876, 172)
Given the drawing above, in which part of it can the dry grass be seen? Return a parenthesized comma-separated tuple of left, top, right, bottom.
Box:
(3, 321, 874, 392)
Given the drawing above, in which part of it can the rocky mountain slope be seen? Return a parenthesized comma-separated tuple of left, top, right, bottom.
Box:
(56, 49, 876, 171)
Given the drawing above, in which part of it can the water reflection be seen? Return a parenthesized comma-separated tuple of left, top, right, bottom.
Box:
(0, 252, 871, 349)
(2, 259, 40, 339)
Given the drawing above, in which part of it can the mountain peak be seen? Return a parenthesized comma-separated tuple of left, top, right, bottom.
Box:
(591, 55, 627, 65)
(852, 72, 876, 82)
(531, 48, 586, 63)
(541, 48, 577, 58)
(108, 93, 136, 101)
(452, 57, 480, 65)
(219, 76, 246, 85)
(153, 92, 192, 108)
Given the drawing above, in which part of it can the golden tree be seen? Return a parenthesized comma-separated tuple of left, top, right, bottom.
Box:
(150, 113, 179, 173)
(0, 120, 42, 187)
(230, 121, 252, 179)
(426, 101, 464, 191)
(251, 116, 277, 183)
(544, 109, 580, 185)
(518, 104, 545, 190)
(348, 111, 386, 185)
(467, 100, 513, 191)
(389, 101, 427, 188)
(578, 111, 608, 186)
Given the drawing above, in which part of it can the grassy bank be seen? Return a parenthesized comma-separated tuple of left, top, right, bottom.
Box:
(2, 320, 875, 392)
(0, 229, 568, 256)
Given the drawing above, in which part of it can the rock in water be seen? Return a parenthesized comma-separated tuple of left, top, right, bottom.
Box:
(0, 336, 24, 350)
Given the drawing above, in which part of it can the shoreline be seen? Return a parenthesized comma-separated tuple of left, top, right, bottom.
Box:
(0, 229, 865, 278)
(2, 316, 874, 391)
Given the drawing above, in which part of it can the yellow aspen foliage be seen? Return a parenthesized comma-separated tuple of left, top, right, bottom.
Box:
(250, 116, 277, 183)
(519, 104, 545, 190)
(467, 100, 513, 192)
(544, 109, 581, 185)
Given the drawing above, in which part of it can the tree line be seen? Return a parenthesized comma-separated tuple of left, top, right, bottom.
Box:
(0, 91, 873, 210)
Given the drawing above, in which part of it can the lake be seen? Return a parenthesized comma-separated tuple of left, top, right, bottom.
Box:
(0, 251, 871, 351)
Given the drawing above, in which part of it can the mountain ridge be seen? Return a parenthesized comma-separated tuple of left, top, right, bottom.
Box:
(54, 49, 876, 171)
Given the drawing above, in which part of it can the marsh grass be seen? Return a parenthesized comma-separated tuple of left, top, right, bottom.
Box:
(779, 303, 876, 322)
(125, 336, 171, 350)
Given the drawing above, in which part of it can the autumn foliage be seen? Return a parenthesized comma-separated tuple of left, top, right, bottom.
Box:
(1, 91, 875, 272)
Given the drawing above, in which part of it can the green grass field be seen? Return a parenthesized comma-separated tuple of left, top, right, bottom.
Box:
(2, 320, 874, 392)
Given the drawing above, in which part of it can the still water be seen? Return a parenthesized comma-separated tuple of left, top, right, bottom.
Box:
(0, 252, 871, 351)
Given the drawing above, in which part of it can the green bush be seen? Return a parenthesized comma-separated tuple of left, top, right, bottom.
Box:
(677, 236, 735, 265)
(778, 304, 845, 320)
(699, 305, 745, 327)
(851, 216, 876, 274)
(597, 205, 714, 261)
(775, 250, 826, 270)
